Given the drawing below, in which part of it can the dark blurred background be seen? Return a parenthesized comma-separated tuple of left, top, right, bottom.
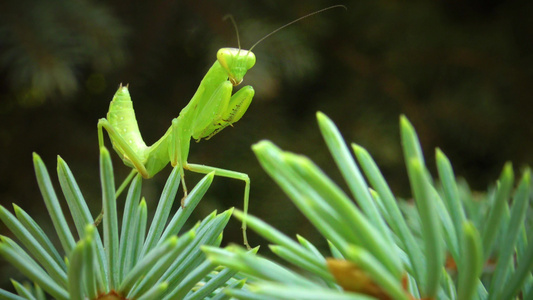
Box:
(1, 0, 532, 290)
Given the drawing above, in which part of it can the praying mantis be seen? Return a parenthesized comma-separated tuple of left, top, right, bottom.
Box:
(97, 5, 346, 248)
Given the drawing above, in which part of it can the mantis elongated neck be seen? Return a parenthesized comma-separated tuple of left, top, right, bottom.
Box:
(179, 61, 228, 122)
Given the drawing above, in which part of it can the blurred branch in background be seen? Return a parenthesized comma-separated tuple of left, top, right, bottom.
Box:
(0, 0, 127, 105)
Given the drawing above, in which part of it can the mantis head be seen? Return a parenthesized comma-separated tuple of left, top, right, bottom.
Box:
(217, 48, 256, 86)
(218, 5, 345, 86)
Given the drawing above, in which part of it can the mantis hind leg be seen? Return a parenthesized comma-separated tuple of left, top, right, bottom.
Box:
(95, 119, 142, 226)
(98, 118, 150, 178)
(185, 163, 251, 249)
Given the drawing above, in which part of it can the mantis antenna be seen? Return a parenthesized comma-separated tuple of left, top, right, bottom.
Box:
(223, 14, 241, 51)
(248, 4, 347, 52)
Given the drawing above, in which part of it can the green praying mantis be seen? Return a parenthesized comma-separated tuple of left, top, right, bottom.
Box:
(97, 5, 346, 248)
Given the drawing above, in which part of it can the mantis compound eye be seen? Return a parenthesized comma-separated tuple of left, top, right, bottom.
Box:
(216, 48, 232, 71)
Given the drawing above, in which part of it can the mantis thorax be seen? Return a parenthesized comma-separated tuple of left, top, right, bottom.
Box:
(217, 48, 256, 86)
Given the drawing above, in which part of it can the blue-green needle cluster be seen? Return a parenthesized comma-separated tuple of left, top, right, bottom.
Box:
(0, 147, 245, 300)
(1, 112, 532, 300)
(205, 112, 533, 300)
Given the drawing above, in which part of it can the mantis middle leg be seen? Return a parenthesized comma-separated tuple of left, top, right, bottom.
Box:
(186, 163, 251, 249)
